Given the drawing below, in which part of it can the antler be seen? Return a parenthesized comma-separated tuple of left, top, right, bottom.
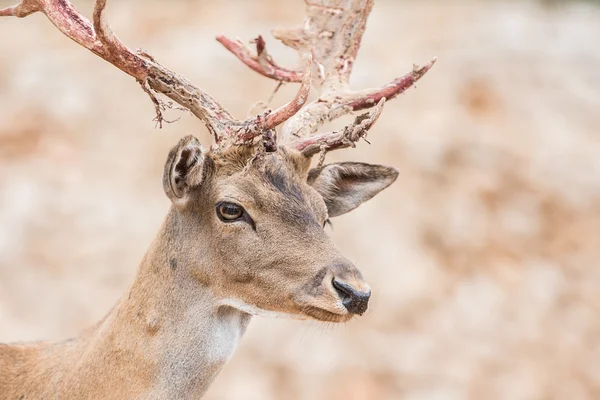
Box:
(0, 0, 311, 149)
(218, 0, 436, 160)
(2, 0, 435, 158)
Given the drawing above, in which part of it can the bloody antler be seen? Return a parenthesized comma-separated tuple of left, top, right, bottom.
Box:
(0, 0, 310, 149)
(216, 35, 303, 83)
(2, 0, 435, 159)
(218, 0, 436, 160)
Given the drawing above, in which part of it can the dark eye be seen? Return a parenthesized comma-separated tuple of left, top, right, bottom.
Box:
(217, 202, 244, 221)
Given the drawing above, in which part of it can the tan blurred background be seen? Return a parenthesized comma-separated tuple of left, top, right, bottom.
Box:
(1, 0, 599, 399)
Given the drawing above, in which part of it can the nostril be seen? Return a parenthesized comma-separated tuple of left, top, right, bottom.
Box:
(332, 278, 371, 315)
(332, 278, 353, 299)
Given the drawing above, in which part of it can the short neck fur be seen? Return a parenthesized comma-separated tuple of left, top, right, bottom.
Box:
(137, 209, 252, 398)
(0, 209, 251, 400)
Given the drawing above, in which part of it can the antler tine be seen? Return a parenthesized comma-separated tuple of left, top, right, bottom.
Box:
(0, 0, 40, 17)
(216, 35, 303, 83)
(92, 0, 135, 66)
(1, 0, 239, 143)
(262, 56, 312, 130)
(346, 58, 437, 111)
(295, 98, 386, 161)
(228, 56, 312, 148)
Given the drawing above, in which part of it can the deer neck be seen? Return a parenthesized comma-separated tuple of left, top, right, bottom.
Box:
(79, 209, 252, 398)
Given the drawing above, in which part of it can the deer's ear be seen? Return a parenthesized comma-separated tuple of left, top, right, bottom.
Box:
(163, 135, 207, 206)
(307, 162, 398, 218)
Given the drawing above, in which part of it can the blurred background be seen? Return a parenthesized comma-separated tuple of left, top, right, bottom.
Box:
(1, 0, 599, 399)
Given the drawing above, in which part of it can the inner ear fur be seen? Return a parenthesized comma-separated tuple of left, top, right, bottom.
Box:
(307, 162, 399, 217)
(163, 135, 207, 205)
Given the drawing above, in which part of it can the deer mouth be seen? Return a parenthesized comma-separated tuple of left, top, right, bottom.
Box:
(301, 305, 354, 323)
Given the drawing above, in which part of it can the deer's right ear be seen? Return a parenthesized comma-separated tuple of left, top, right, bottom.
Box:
(163, 135, 207, 207)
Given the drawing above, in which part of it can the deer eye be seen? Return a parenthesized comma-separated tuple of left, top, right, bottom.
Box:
(217, 202, 244, 221)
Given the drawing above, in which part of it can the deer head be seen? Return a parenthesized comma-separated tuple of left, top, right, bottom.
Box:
(0, 0, 435, 323)
(163, 135, 397, 321)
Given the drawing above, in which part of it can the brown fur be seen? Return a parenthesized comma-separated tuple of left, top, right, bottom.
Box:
(0, 136, 398, 399)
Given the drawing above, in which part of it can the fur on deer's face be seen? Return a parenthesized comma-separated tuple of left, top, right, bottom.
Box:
(163, 136, 398, 322)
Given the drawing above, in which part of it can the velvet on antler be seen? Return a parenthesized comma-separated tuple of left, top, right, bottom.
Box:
(0, 0, 312, 149)
(218, 0, 436, 161)
(2, 0, 435, 160)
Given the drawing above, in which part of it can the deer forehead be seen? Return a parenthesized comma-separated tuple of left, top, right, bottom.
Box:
(210, 150, 327, 221)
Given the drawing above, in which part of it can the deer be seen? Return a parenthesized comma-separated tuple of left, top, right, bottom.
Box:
(0, 0, 435, 398)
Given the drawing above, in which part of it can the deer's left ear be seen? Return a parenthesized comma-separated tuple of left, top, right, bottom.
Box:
(307, 162, 399, 218)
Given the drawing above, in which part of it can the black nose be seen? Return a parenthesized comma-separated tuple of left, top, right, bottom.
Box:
(332, 278, 371, 315)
